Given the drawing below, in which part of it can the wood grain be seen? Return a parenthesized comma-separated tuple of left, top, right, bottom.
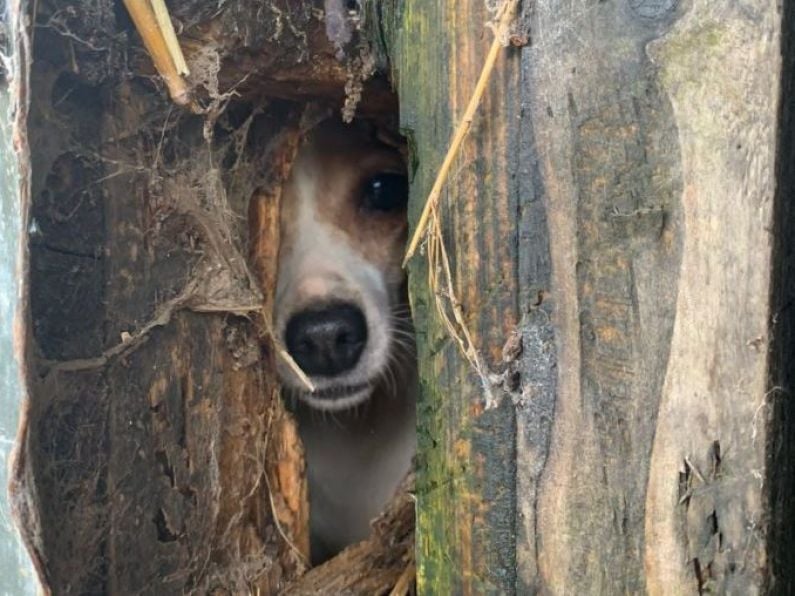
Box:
(391, 0, 792, 593)
(13, 6, 318, 590)
(13, 0, 414, 592)
(394, 1, 524, 592)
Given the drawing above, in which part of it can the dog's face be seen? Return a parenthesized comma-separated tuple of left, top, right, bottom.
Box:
(274, 119, 411, 410)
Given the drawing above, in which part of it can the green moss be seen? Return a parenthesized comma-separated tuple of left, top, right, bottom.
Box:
(385, 2, 520, 592)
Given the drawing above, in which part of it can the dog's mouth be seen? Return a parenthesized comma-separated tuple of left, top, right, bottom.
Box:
(309, 382, 370, 400)
(294, 380, 374, 411)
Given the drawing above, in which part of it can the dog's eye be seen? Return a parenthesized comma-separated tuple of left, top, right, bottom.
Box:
(361, 173, 408, 213)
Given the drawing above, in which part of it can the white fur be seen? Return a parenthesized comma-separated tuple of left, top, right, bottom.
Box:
(274, 148, 392, 410)
(274, 122, 416, 563)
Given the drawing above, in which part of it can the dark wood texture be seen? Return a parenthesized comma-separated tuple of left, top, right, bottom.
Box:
(20, 60, 309, 590)
(765, 1, 795, 592)
(391, 0, 793, 593)
(12, 1, 406, 593)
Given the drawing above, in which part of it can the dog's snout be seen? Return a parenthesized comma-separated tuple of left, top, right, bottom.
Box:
(285, 303, 368, 377)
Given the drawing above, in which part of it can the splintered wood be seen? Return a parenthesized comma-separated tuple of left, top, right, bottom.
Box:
(250, 120, 311, 568)
(249, 122, 316, 392)
(283, 474, 415, 595)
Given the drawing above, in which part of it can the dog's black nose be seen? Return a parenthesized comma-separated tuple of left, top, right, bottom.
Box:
(284, 303, 368, 377)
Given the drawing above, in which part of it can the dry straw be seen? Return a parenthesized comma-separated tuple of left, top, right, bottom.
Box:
(403, 0, 520, 264)
(122, 0, 192, 106)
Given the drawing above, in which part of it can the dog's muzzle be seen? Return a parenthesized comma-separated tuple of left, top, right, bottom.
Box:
(284, 301, 368, 378)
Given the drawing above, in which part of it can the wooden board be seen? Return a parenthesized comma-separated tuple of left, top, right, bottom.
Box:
(392, 2, 528, 592)
(391, 0, 794, 593)
(18, 59, 310, 590)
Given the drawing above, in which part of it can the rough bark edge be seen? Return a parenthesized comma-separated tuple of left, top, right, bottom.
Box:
(5, 0, 48, 590)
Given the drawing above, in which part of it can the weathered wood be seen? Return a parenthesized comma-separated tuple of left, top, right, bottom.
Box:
(393, 3, 526, 592)
(392, 0, 793, 593)
(19, 4, 308, 593)
(19, 58, 309, 590)
(283, 474, 415, 595)
(767, 3, 795, 592)
(11, 1, 407, 593)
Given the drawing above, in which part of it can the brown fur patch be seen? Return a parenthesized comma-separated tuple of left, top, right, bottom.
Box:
(281, 120, 407, 288)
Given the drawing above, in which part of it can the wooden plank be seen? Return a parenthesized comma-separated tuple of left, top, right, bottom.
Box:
(392, 0, 792, 593)
(393, 2, 526, 592)
(527, 1, 783, 592)
(639, 6, 780, 591)
(766, 3, 795, 592)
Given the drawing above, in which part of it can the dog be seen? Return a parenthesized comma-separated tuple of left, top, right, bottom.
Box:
(274, 118, 417, 563)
